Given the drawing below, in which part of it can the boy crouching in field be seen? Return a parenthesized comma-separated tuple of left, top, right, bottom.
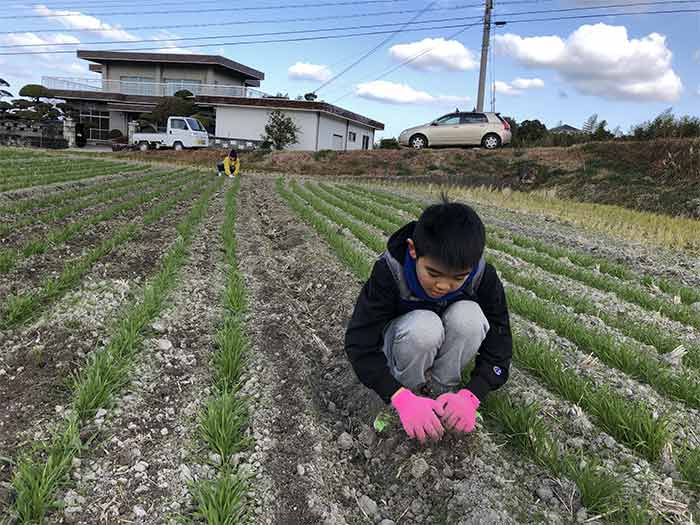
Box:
(345, 198, 512, 442)
(217, 149, 240, 178)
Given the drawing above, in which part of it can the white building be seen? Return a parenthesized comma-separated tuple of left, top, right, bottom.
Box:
(43, 50, 383, 150)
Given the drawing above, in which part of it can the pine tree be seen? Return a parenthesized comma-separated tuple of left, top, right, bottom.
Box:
(262, 109, 300, 150)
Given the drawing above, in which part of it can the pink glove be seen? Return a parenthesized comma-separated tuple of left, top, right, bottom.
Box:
(436, 389, 480, 433)
(391, 388, 445, 443)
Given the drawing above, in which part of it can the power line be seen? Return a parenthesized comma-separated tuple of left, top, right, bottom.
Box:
(330, 22, 482, 104)
(495, 7, 700, 24)
(0, 0, 425, 20)
(494, 0, 700, 15)
(5, 0, 403, 9)
(328, 3, 698, 104)
(1, 0, 691, 37)
(0, 14, 485, 49)
(0, 3, 486, 35)
(312, 1, 439, 94)
(0, 22, 486, 56)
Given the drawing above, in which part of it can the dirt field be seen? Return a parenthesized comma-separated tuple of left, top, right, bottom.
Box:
(1, 147, 699, 524)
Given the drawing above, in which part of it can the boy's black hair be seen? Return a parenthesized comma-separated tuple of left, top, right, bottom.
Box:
(412, 194, 485, 271)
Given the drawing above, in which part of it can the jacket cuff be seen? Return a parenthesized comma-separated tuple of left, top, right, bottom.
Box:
(465, 376, 491, 402)
(375, 374, 403, 405)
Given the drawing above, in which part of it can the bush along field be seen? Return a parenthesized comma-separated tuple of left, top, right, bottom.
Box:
(0, 144, 699, 524)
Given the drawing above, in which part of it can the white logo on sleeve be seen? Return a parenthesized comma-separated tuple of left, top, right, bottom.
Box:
(493, 366, 503, 376)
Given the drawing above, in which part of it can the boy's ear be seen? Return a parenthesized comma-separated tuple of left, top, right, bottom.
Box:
(407, 238, 417, 260)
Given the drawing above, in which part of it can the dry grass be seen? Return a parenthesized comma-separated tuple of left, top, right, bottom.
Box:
(392, 182, 700, 254)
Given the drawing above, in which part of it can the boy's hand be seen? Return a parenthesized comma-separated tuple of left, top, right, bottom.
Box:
(436, 389, 480, 434)
(391, 388, 445, 443)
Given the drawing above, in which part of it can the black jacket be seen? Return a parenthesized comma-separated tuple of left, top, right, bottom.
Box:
(344, 222, 513, 404)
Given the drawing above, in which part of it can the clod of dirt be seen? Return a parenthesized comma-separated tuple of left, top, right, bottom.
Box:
(358, 424, 376, 447)
(691, 302, 700, 312)
(337, 432, 354, 450)
(410, 457, 429, 479)
(151, 321, 166, 332)
(535, 486, 554, 502)
(358, 494, 379, 518)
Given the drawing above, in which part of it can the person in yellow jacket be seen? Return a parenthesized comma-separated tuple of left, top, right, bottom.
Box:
(217, 149, 240, 177)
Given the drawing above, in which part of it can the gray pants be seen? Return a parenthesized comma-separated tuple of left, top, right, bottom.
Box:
(382, 301, 489, 393)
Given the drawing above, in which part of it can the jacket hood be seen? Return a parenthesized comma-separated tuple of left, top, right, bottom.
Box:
(387, 221, 416, 261)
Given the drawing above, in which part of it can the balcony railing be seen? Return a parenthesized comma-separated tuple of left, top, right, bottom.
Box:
(42, 76, 267, 99)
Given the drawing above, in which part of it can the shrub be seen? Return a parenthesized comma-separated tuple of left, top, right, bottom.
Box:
(173, 89, 194, 99)
(262, 109, 300, 150)
(108, 129, 123, 139)
(379, 138, 400, 149)
(313, 149, 337, 161)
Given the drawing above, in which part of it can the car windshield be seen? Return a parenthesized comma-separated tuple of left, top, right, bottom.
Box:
(185, 118, 204, 131)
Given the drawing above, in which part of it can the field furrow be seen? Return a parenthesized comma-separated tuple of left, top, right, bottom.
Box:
(46, 183, 230, 524)
(244, 176, 573, 524)
(5, 177, 222, 523)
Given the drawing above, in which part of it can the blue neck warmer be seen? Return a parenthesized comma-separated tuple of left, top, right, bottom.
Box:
(403, 250, 478, 302)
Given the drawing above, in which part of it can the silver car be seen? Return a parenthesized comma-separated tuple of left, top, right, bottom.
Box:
(398, 111, 512, 149)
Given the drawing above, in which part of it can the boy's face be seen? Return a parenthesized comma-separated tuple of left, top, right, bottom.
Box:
(407, 239, 472, 299)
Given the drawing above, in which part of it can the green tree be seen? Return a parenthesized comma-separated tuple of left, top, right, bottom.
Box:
(518, 119, 548, 144)
(18, 84, 53, 103)
(262, 109, 300, 150)
(173, 89, 194, 99)
(592, 120, 614, 141)
(142, 96, 196, 126)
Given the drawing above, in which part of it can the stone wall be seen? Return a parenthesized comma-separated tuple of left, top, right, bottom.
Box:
(0, 119, 68, 149)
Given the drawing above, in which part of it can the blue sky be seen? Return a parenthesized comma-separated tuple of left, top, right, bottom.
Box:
(0, 0, 698, 138)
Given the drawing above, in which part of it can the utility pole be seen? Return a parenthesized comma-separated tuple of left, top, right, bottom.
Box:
(476, 0, 493, 112)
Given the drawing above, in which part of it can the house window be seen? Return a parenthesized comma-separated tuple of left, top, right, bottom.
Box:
(362, 135, 370, 150)
(348, 131, 357, 142)
(120, 76, 156, 96)
(164, 78, 203, 96)
(79, 108, 110, 141)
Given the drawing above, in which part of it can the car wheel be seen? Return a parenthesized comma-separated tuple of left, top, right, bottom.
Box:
(482, 133, 501, 150)
(173, 141, 184, 151)
(138, 141, 149, 152)
(409, 134, 428, 149)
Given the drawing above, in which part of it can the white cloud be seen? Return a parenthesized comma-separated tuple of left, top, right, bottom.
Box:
(288, 62, 332, 82)
(389, 38, 477, 72)
(355, 80, 469, 105)
(0, 32, 80, 58)
(155, 47, 195, 54)
(495, 78, 544, 96)
(34, 5, 138, 41)
(496, 23, 682, 102)
(511, 77, 545, 89)
(694, 50, 700, 63)
(152, 30, 195, 54)
(494, 81, 520, 96)
(0, 32, 88, 83)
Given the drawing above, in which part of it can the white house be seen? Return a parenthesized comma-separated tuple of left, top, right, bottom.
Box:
(43, 50, 384, 150)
